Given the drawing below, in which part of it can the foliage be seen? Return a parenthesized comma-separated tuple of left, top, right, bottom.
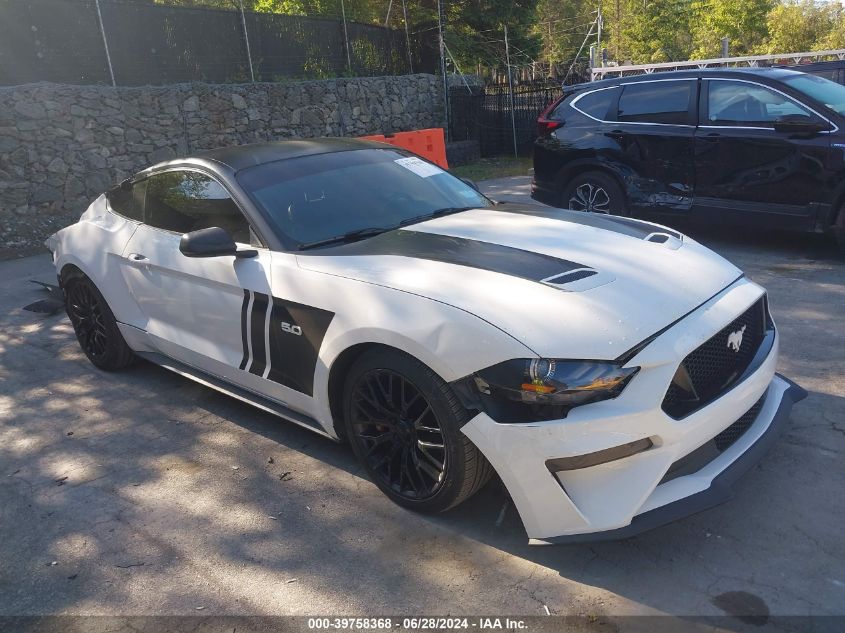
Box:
(615, 0, 693, 62)
(761, 1, 837, 54)
(688, 0, 773, 58)
(153, 0, 845, 73)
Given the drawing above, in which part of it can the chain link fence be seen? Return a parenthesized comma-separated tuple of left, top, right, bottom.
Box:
(0, 0, 437, 86)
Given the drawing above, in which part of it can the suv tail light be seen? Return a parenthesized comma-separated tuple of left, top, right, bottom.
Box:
(537, 118, 562, 137)
(537, 96, 564, 137)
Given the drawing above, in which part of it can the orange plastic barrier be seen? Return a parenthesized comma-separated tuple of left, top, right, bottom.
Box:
(360, 128, 449, 169)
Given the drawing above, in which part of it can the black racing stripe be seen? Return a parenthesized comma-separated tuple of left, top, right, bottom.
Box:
(238, 289, 251, 371)
(301, 229, 585, 282)
(248, 291, 269, 377)
(494, 202, 683, 240)
(266, 298, 334, 396)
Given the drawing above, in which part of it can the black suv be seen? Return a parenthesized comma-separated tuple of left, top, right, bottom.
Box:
(531, 68, 845, 250)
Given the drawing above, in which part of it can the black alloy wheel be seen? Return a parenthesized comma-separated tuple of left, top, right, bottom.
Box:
(66, 280, 108, 360)
(350, 368, 446, 500)
(64, 276, 135, 370)
(343, 348, 493, 513)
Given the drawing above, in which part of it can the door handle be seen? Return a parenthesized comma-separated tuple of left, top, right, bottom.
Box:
(606, 129, 627, 139)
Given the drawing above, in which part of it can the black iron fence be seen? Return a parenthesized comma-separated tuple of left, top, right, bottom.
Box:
(449, 63, 589, 158)
(0, 0, 436, 86)
(449, 82, 569, 158)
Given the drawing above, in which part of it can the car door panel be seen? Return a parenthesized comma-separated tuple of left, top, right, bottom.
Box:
(114, 168, 326, 417)
(693, 79, 832, 229)
(612, 125, 695, 212)
(120, 225, 273, 375)
(611, 79, 697, 214)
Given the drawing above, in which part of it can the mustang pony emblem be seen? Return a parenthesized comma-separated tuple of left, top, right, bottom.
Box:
(727, 325, 747, 352)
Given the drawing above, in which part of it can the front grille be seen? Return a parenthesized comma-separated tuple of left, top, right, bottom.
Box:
(662, 297, 770, 418)
(714, 395, 765, 451)
(659, 393, 766, 484)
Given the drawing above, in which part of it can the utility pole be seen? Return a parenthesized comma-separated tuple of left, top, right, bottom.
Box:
(504, 24, 518, 159)
(437, 0, 449, 140)
(596, 5, 602, 64)
(615, 0, 620, 58)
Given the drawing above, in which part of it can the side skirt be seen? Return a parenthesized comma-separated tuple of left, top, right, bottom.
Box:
(136, 351, 335, 441)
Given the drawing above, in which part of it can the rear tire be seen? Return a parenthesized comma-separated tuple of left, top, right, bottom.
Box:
(64, 276, 135, 371)
(343, 348, 493, 513)
(834, 205, 845, 256)
(560, 171, 627, 215)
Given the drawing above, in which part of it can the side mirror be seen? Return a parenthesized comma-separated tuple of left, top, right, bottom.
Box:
(179, 226, 257, 258)
(773, 114, 828, 135)
(460, 177, 480, 192)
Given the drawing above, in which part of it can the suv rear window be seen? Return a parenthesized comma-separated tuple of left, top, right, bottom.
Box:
(570, 87, 618, 120)
(616, 81, 692, 124)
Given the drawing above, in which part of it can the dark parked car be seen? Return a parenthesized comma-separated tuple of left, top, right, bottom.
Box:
(531, 68, 845, 251)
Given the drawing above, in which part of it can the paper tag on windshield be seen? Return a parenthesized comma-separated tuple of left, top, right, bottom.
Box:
(394, 156, 444, 178)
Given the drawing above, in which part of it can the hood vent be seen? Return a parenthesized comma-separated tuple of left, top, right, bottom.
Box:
(542, 267, 614, 292)
(645, 231, 683, 250)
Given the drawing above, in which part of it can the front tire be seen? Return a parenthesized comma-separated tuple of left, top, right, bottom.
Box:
(64, 276, 135, 371)
(343, 348, 493, 513)
(561, 171, 627, 215)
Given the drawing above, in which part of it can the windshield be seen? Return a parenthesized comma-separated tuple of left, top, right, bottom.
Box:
(237, 148, 491, 250)
(782, 73, 845, 117)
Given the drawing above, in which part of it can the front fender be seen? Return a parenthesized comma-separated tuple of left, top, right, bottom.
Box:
(309, 280, 537, 435)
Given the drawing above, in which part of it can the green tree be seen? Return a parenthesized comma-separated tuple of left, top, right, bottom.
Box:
(611, 0, 693, 63)
(760, 0, 837, 54)
(689, 0, 773, 58)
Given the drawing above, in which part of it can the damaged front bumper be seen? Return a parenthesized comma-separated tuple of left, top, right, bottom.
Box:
(461, 279, 806, 543)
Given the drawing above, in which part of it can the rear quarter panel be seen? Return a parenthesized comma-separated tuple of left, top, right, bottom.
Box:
(52, 196, 145, 328)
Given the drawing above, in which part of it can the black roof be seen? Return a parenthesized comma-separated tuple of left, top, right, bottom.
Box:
(569, 66, 809, 91)
(198, 137, 388, 172)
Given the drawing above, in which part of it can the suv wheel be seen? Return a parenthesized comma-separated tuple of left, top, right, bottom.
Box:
(561, 171, 627, 215)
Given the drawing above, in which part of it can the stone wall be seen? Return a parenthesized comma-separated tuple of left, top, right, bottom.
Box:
(0, 74, 445, 254)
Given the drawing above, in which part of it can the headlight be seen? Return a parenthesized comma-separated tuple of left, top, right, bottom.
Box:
(463, 359, 639, 423)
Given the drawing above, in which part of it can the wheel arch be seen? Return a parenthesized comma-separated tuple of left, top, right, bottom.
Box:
(59, 262, 88, 287)
(555, 161, 630, 206)
(325, 342, 455, 442)
(827, 176, 845, 227)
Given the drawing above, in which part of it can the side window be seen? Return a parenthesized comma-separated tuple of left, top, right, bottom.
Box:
(616, 81, 693, 124)
(144, 171, 252, 243)
(106, 181, 145, 222)
(707, 81, 815, 127)
(570, 87, 618, 120)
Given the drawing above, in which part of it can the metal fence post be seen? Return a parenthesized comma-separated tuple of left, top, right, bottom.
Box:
(504, 24, 517, 158)
(437, 0, 449, 140)
(402, 0, 413, 74)
(94, 0, 116, 86)
(239, 0, 256, 82)
(340, 0, 352, 73)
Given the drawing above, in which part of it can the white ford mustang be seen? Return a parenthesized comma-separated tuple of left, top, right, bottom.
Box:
(46, 138, 806, 543)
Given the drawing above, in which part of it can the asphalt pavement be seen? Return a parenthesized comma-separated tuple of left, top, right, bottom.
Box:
(0, 176, 843, 624)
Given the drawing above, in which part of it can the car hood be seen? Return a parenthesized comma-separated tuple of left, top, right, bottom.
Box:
(295, 205, 742, 360)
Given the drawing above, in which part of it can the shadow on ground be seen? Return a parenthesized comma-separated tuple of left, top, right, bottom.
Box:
(0, 222, 843, 622)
